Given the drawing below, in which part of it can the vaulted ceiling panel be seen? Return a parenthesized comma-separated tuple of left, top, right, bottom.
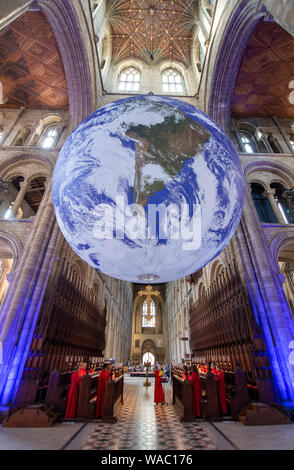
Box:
(0, 11, 68, 109)
(231, 20, 294, 118)
(108, 0, 195, 67)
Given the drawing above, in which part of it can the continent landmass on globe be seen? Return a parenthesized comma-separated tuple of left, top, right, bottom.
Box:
(125, 106, 211, 205)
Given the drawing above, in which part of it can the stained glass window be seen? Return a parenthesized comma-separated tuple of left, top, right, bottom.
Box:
(142, 299, 156, 327)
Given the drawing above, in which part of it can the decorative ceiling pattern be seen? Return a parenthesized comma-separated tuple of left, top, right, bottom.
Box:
(108, 0, 196, 67)
(231, 20, 294, 119)
(0, 11, 68, 109)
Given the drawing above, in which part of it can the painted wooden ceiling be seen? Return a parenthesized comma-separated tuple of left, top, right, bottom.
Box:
(108, 0, 196, 67)
(231, 20, 294, 119)
(0, 11, 68, 109)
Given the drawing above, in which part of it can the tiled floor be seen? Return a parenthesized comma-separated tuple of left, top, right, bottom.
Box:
(81, 377, 219, 450)
(1, 377, 293, 450)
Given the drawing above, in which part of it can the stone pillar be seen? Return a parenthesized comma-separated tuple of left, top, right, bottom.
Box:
(11, 179, 28, 217)
(0, 180, 61, 409)
(282, 189, 294, 222)
(232, 183, 294, 405)
(265, 189, 285, 224)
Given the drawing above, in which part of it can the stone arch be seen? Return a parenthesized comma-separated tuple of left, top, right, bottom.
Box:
(245, 160, 294, 189)
(72, 258, 86, 279)
(209, 259, 225, 284)
(0, 230, 22, 272)
(159, 60, 187, 77)
(116, 59, 144, 76)
(133, 291, 164, 335)
(160, 61, 188, 92)
(269, 231, 294, 316)
(0, 157, 51, 219)
(269, 231, 294, 269)
(39, 0, 95, 125)
(30, 113, 63, 148)
(116, 60, 142, 93)
(0, 155, 52, 182)
(206, 0, 265, 128)
(141, 338, 157, 362)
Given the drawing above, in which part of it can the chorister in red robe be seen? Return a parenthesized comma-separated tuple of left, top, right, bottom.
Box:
(189, 369, 201, 417)
(95, 368, 110, 418)
(65, 370, 81, 419)
(215, 369, 227, 414)
(154, 369, 165, 404)
(78, 367, 87, 378)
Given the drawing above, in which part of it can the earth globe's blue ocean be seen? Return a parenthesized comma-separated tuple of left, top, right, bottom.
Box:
(52, 96, 245, 283)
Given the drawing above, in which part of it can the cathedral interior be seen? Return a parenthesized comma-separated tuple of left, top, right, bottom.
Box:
(0, 0, 294, 452)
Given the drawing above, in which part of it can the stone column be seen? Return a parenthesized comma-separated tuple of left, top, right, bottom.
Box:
(282, 189, 294, 222)
(0, 180, 61, 409)
(231, 183, 294, 404)
(11, 179, 28, 217)
(265, 189, 285, 224)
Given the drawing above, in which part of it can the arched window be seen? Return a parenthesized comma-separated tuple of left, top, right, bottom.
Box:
(240, 133, 255, 153)
(142, 299, 156, 327)
(14, 127, 31, 147)
(251, 182, 277, 223)
(118, 67, 141, 92)
(162, 68, 185, 94)
(40, 126, 59, 149)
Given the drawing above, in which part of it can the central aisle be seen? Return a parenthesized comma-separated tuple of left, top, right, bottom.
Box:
(82, 377, 219, 450)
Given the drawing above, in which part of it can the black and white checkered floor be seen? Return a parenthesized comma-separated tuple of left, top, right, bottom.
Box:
(82, 377, 218, 450)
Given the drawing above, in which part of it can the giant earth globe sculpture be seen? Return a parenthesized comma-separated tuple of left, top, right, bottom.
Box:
(52, 96, 245, 283)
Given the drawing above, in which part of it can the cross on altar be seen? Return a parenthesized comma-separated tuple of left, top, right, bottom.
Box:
(138, 285, 160, 322)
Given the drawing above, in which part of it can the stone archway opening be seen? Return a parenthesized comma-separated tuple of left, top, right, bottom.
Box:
(141, 339, 156, 364)
(278, 242, 294, 319)
(142, 351, 155, 365)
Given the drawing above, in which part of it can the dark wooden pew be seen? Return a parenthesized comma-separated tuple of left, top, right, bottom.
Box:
(200, 372, 221, 419)
(45, 370, 72, 414)
(11, 380, 40, 413)
(76, 372, 99, 419)
(224, 370, 249, 418)
(103, 373, 124, 422)
(172, 375, 195, 421)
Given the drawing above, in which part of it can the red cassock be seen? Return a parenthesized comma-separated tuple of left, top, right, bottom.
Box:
(211, 368, 217, 375)
(215, 370, 227, 414)
(78, 368, 87, 377)
(154, 370, 165, 403)
(95, 370, 110, 418)
(65, 371, 81, 419)
(189, 372, 201, 417)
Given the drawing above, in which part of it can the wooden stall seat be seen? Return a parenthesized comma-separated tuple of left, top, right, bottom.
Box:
(224, 370, 249, 418)
(172, 375, 195, 421)
(200, 372, 221, 419)
(103, 375, 124, 422)
(76, 373, 99, 419)
(45, 370, 72, 414)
